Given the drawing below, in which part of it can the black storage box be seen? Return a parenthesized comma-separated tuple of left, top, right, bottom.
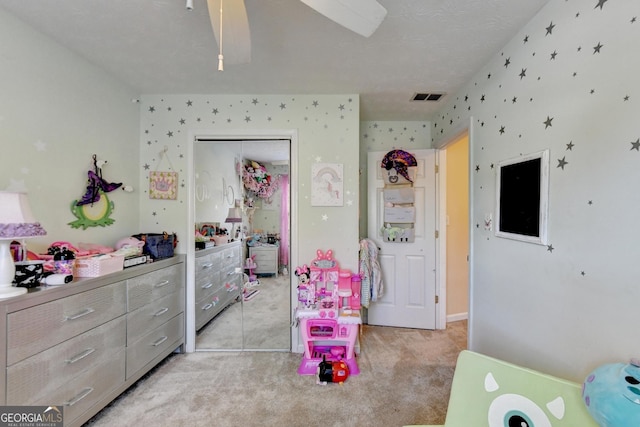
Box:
(133, 232, 175, 260)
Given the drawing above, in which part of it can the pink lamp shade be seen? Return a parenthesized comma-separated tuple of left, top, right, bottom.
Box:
(224, 207, 242, 223)
(0, 192, 47, 238)
(0, 192, 47, 299)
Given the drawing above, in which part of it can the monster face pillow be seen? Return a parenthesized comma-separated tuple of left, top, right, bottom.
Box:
(583, 360, 640, 427)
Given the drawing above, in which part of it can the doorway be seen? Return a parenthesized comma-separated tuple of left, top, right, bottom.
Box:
(185, 130, 299, 353)
(366, 149, 438, 329)
(442, 134, 469, 323)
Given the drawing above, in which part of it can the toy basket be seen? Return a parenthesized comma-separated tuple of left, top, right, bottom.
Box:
(75, 254, 125, 277)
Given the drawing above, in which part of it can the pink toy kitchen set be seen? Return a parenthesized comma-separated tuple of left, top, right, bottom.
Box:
(295, 249, 361, 376)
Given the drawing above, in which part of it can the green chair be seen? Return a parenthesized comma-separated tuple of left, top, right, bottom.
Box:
(406, 350, 598, 427)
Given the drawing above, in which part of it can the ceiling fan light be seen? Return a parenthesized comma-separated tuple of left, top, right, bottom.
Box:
(300, 0, 387, 37)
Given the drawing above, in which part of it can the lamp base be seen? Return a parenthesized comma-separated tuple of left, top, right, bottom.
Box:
(0, 284, 27, 299)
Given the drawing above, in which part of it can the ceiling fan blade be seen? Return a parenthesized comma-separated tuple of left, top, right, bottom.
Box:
(300, 0, 387, 37)
(206, 0, 251, 65)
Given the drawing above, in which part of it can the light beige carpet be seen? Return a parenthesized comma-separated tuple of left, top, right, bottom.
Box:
(85, 320, 466, 427)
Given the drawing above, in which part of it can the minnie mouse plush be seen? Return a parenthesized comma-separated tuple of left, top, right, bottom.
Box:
(295, 265, 314, 308)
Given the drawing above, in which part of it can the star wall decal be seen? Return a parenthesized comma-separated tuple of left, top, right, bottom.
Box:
(321, 214, 328, 221)
(547, 244, 554, 253)
(543, 116, 554, 128)
(593, 42, 603, 54)
(546, 22, 555, 35)
(504, 58, 511, 68)
(595, 0, 608, 10)
(557, 157, 568, 169)
(630, 138, 640, 151)
(566, 141, 575, 150)
(520, 69, 527, 79)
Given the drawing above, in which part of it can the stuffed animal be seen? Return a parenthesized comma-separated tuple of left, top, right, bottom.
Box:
(583, 359, 640, 427)
(295, 264, 314, 308)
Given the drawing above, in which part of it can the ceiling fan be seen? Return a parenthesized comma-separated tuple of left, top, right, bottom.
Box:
(194, 0, 387, 70)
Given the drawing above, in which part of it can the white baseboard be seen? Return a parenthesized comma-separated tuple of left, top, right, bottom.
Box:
(447, 312, 468, 323)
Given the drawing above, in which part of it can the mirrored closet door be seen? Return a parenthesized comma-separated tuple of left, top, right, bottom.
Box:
(193, 139, 291, 351)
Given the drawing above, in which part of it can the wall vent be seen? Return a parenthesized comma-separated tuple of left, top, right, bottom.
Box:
(411, 92, 444, 102)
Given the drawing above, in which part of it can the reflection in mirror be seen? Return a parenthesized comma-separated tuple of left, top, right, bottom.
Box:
(194, 139, 291, 351)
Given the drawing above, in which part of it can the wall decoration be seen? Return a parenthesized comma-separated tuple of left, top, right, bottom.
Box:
(379, 149, 417, 243)
(149, 171, 178, 200)
(69, 154, 122, 229)
(311, 163, 343, 206)
(242, 160, 279, 199)
(495, 150, 549, 245)
(149, 147, 178, 200)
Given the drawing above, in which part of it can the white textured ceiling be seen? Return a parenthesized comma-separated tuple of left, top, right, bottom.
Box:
(0, 0, 549, 121)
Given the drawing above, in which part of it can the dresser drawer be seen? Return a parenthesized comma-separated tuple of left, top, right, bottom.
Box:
(220, 263, 239, 284)
(195, 251, 221, 273)
(126, 313, 184, 378)
(221, 245, 240, 269)
(195, 268, 221, 301)
(127, 263, 184, 312)
(54, 349, 125, 425)
(7, 282, 127, 365)
(195, 280, 240, 330)
(127, 290, 184, 345)
(252, 250, 277, 264)
(6, 315, 126, 405)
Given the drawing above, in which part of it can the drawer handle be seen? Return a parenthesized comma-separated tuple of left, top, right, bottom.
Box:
(202, 303, 213, 311)
(201, 282, 213, 290)
(152, 336, 168, 347)
(65, 348, 96, 365)
(154, 280, 171, 288)
(65, 308, 95, 321)
(202, 262, 213, 269)
(64, 387, 93, 407)
(154, 307, 169, 317)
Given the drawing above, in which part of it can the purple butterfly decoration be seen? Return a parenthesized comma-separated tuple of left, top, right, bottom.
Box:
(76, 170, 122, 206)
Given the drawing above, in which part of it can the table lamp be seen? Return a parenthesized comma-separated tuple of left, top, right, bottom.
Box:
(0, 192, 47, 299)
(225, 207, 242, 241)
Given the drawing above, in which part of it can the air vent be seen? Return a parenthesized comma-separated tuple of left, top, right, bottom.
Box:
(411, 92, 444, 102)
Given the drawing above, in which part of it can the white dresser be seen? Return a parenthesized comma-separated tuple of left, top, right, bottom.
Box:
(0, 256, 185, 427)
(249, 245, 279, 277)
(194, 241, 242, 331)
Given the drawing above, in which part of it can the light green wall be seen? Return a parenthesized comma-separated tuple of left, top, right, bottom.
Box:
(0, 8, 140, 253)
(138, 95, 361, 271)
(433, 0, 640, 381)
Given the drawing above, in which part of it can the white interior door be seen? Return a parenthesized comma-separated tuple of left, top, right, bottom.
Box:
(367, 149, 437, 329)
